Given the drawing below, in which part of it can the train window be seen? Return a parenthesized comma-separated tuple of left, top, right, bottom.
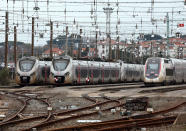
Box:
(164, 59, 169, 63)
(53, 59, 69, 71)
(166, 69, 173, 76)
(129, 70, 132, 77)
(81, 68, 88, 78)
(104, 69, 110, 78)
(116, 70, 119, 77)
(111, 70, 116, 77)
(126, 70, 129, 76)
(147, 64, 158, 70)
(75, 68, 80, 77)
(19, 60, 35, 72)
(93, 69, 100, 78)
(88, 69, 93, 77)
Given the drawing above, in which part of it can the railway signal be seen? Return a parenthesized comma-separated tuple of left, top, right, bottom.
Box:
(178, 23, 184, 27)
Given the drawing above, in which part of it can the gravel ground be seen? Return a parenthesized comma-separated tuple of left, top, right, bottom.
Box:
(0, 85, 186, 130)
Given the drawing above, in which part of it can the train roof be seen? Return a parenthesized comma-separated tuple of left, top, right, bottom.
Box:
(18, 56, 38, 61)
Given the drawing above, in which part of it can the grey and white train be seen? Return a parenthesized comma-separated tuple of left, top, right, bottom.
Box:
(16, 57, 52, 85)
(144, 57, 186, 86)
(49, 56, 144, 85)
(15, 55, 144, 85)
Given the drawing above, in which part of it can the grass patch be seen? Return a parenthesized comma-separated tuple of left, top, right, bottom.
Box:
(0, 68, 10, 85)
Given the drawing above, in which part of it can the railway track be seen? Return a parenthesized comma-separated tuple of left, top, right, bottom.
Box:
(0, 93, 122, 130)
(23, 100, 186, 131)
(47, 116, 176, 131)
(139, 84, 186, 93)
(0, 82, 144, 89)
(1, 87, 186, 130)
(70, 82, 144, 89)
(21, 95, 124, 131)
(0, 90, 52, 131)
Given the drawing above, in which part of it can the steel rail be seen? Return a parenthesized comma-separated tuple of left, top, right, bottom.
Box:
(28, 101, 186, 131)
(21, 102, 125, 131)
(0, 96, 121, 128)
(46, 116, 176, 131)
(97, 116, 176, 131)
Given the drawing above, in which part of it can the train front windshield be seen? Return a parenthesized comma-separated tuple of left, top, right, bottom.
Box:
(145, 58, 161, 78)
(53, 59, 69, 71)
(19, 60, 35, 72)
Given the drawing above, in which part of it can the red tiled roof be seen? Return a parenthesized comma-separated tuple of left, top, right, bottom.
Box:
(43, 48, 64, 55)
(73, 50, 77, 55)
(175, 43, 186, 47)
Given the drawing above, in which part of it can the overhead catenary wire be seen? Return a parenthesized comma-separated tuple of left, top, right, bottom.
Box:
(0, 0, 185, 46)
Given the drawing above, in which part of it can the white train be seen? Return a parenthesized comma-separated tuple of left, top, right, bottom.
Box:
(144, 57, 186, 86)
(15, 56, 144, 86)
(15, 57, 51, 85)
(49, 56, 144, 85)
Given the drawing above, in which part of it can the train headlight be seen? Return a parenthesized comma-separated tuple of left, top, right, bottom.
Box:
(54, 77, 58, 82)
(146, 74, 150, 76)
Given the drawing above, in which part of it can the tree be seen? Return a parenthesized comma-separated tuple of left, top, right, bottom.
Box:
(137, 34, 163, 41)
(46, 34, 81, 49)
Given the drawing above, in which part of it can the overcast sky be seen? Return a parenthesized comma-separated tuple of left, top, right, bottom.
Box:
(0, 0, 186, 46)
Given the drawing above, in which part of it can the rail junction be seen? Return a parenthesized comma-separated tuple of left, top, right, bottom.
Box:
(0, 83, 186, 131)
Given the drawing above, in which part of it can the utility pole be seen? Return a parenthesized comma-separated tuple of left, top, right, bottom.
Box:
(116, 36, 120, 60)
(116, 0, 120, 60)
(151, 41, 153, 57)
(5, 12, 8, 68)
(166, 12, 170, 57)
(103, 2, 114, 61)
(95, 30, 98, 58)
(78, 29, 82, 59)
(14, 26, 17, 68)
(71, 34, 74, 58)
(50, 21, 53, 58)
(31, 17, 34, 56)
(65, 26, 68, 56)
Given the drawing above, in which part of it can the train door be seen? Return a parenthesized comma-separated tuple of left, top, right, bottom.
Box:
(74, 62, 81, 84)
(124, 64, 127, 82)
(173, 60, 182, 83)
(72, 61, 77, 84)
(40, 62, 51, 84)
(101, 63, 104, 83)
(89, 63, 94, 84)
(164, 59, 174, 83)
(184, 61, 186, 83)
(104, 63, 110, 83)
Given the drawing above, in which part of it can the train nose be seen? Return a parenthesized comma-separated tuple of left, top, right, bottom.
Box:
(20, 76, 30, 83)
(54, 76, 65, 83)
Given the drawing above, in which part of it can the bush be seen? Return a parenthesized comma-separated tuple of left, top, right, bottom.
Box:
(0, 68, 10, 85)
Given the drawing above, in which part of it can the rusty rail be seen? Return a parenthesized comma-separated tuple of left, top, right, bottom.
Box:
(31, 101, 186, 131)
(0, 91, 52, 126)
(97, 116, 176, 131)
(21, 101, 125, 131)
(47, 116, 176, 131)
(82, 94, 99, 103)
